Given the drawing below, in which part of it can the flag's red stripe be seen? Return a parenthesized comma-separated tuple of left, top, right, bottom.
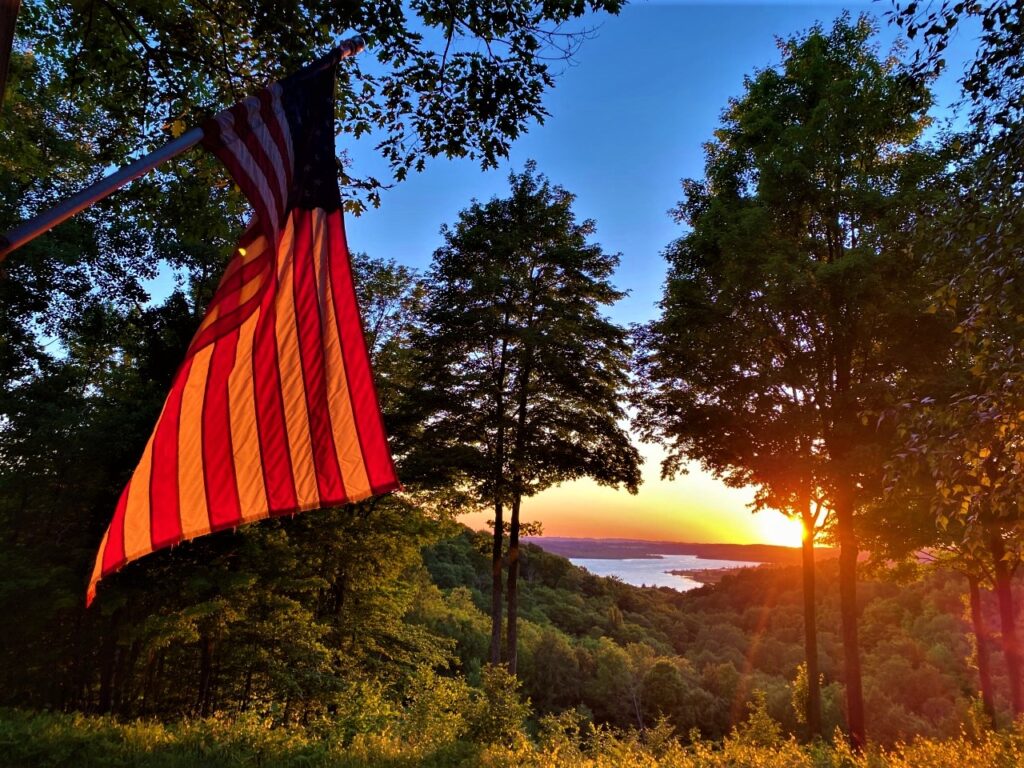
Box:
(210, 227, 263, 292)
(149, 358, 193, 548)
(101, 481, 132, 574)
(252, 255, 299, 512)
(218, 253, 270, 300)
(292, 211, 346, 502)
(187, 231, 271, 355)
(189, 298, 264, 355)
(189, 261, 272, 356)
(202, 329, 243, 530)
(325, 210, 399, 494)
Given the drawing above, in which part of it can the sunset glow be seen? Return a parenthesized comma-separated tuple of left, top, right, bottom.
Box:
(460, 442, 804, 548)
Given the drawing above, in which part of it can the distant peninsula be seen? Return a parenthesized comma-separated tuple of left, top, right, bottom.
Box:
(524, 536, 837, 565)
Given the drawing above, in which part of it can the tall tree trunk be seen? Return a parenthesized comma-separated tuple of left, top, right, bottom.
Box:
(800, 504, 822, 739)
(97, 608, 121, 713)
(488, 335, 511, 666)
(197, 634, 215, 717)
(66, 610, 87, 710)
(489, 500, 505, 665)
(504, 327, 534, 677)
(112, 639, 139, 715)
(835, 487, 865, 750)
(240, 664, 254, 711)
(0, 0, 20, 110)
(632, 689, 645, 731)
(506, 492, 522, 675)
(988, 529, 1023, 716)
(967, 574, 997, 725)
(153, 651, 166, 709)
(140, 650, 158, 715)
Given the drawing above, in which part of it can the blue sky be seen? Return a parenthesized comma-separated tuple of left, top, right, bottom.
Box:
(338, 2, 978, 544)
(344, 1, 971, 326)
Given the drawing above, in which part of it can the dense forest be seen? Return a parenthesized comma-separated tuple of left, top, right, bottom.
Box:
(4, 0, 1024, 765)
(425, 531, 1024, 745)
(4, 532, 1024, 764)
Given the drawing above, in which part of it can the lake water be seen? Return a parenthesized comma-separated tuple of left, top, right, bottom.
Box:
(569, 554, 758, 591)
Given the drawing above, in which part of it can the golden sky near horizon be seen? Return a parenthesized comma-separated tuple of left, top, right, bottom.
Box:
(459, 441, 806, 548)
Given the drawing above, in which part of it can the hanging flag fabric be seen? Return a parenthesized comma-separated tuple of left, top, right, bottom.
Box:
(87, 53, 400, 605)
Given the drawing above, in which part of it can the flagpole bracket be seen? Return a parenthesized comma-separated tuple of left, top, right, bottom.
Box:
(333, 35, 365, 63)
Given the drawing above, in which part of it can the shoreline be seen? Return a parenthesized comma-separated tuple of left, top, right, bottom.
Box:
(527, 537, 830, 565)
(667, 566, 754, 585)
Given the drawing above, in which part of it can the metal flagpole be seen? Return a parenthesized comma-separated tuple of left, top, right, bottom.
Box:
(0, 35, 364, 263)
(0, 127, 204, 261)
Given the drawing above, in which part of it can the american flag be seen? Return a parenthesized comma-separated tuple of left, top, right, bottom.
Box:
(88, 50, 400, 605)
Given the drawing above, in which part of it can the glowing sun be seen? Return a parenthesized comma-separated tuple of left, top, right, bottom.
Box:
(753, 510, 806, 547)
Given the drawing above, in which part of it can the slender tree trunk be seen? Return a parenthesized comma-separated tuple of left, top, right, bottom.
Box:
(240, 665, 254, 711)
(153, 650, 166, 710)
(632, 690, 645, 731)
(967, 574, 997, 725)
(489, 335, 511, 666)
(333, 573, 347, 616)
(97, 609, 121, 713)
(506, 492, 522, 675)
(800, 505, 822, 739)
(97, 647, 114, 713)
(489, 499, 505, 665)
(139, 654, 152, 715)
(140, 650, 158, 715)
(66, 610, 87, 710)
(112, 639, 139, 715)
(505, 328, 534, 677)
(988, 529, 1023, 716)
(197, 634, 214, 717)
(835, 486, 865, 750)
(827, 295, 864, 748)
(0, 0, 20, 110)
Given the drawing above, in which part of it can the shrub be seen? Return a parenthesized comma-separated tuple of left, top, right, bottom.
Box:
(467, 665, 530, 748)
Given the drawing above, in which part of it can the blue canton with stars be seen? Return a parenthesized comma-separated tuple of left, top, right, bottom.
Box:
(281, 53, 343, 213)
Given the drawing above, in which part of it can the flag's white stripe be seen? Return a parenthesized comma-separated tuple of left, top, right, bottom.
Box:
(268, 84, 295, 183)
(216, 111, 284, 237)
(240, 95, 291, 216)
(213, 115, 279, 233)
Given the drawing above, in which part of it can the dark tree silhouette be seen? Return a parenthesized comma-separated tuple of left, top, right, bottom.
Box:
(410, 163, 640, 672)
(633, 16, 943, 748)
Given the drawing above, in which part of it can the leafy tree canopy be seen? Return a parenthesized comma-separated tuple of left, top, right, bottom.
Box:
(633, 14, 943, 518)
(17, 0, 625, 208)
(410, 161, 641, 501)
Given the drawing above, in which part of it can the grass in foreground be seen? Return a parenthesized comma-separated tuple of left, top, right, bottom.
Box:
(2, 707, 1024, 768)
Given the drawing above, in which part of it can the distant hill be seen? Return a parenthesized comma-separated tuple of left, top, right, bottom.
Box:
(523, 536, 837, 565)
